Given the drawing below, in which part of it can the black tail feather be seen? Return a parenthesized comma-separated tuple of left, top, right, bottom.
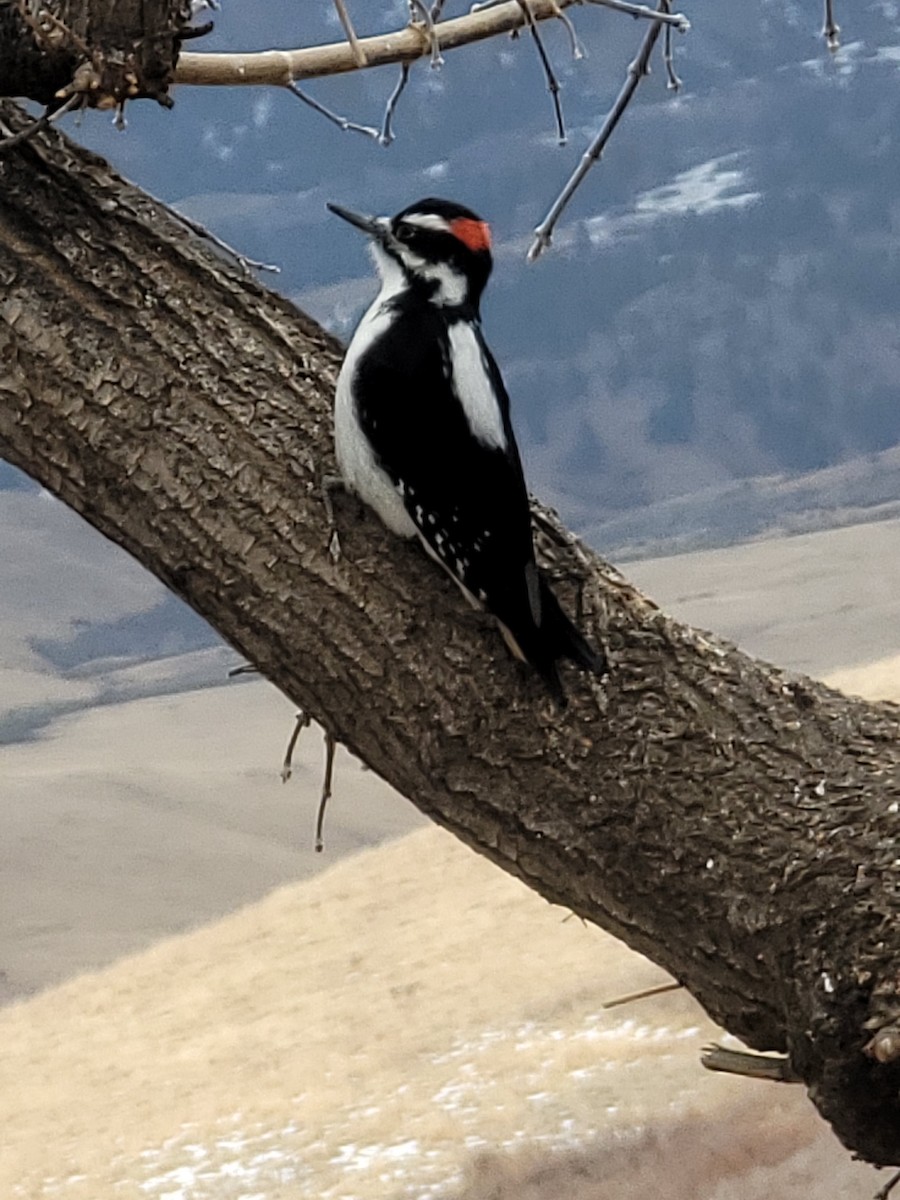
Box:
(519, 575, 607, 706)
(541, 576, 607, 675)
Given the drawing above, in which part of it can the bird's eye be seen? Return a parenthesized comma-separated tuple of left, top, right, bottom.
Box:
(395, 224, 415, 243)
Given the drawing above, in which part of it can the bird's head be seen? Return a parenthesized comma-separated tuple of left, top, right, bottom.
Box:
(327, 197, 493, 312)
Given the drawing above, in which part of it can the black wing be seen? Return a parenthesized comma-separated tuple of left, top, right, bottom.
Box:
(354, 308, 535, 603)
(353, 304, 605, 698)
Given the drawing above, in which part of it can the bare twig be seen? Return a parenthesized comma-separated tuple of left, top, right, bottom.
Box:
(527, 2, 667, 262)
(602, 980, 682, 1008)
(0, 95, 79, 155)
(176, 0, 689, 87)
(475, 0, 687, 29)
(332, 0, 368, 67)
(661, 0, 681, 90)
(874, 1169, 900, 1200)
(550, 0, 586, 60)
(591, 0, 688, 28)
(170, 205, 280, 274)
(285, 80, 380, 141)
(517, 0, 567, 144)
(315, 731, 337, 852)
(701, 1044, 803, 1083)
(281, 710, 312, 783)
(380, 62, 411, 146)
(409, 0, 444, 68)
(822, 0, 841, 53)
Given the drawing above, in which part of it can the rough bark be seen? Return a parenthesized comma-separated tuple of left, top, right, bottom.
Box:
(0, 0, 196, 107)
(0, 102, 898, 1166)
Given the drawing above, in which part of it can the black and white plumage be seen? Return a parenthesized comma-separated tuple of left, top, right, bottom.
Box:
(328, 196, 606, 703)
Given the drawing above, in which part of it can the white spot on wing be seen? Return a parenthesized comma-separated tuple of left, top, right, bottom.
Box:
(447, 323, 507, 451)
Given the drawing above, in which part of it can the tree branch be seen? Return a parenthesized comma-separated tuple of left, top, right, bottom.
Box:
(173, 0, 688, 88)
(332, 0, 367, 67)
(528, 0, 667, 260)
(823, 0, 841, 53)
(1, 103, 900, 1168)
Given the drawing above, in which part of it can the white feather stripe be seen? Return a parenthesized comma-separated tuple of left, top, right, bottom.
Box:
(446, 323, 508, 451)
(334, 268, 417, 539)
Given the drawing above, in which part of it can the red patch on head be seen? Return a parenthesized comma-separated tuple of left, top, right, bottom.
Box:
(450, 217, 492, 253)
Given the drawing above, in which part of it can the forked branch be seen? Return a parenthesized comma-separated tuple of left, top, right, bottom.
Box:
(527, 0, 668, 260)
(174, 0, 688, 87)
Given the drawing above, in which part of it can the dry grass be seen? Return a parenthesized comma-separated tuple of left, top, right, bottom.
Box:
(826, 652, 900, 703)
(0, 815, 883, 1199)
(453, 1097, 877, 1200)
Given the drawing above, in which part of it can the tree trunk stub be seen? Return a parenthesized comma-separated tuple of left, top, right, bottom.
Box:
(0, 103, 898, 1165)
(0, 0, 196, 108)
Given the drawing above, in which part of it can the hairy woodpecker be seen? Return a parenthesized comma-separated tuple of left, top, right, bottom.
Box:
(327, 196, 606, 703)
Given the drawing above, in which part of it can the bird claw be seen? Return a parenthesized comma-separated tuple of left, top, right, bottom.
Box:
(322, 472, 345, 561)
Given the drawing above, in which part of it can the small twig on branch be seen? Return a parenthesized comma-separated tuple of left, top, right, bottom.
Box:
(281, 710, 312, 783)
(332, 0, 368, 67)
(822, 0, 841, 53)
(549, 0, 586, 60)
(380, 62, 411, 146)
(701, 1044, 803, 1084)
(175, 1, 689, 87)
(527, 1, 668, 262)
(474, 0, 684, 26)
(602, 980, 682, 1008)
(661, 0, 681, 90)
(409, 0, 444, 68)
(0, 95, 79, 155)
(516, 0, 567, 144)
(170, 205, 280, 274)
(874, 1169, 900, 1200)
(315, 731, 337, 852)
(285, 81, 381, 141)
(591, 0, 688, 29)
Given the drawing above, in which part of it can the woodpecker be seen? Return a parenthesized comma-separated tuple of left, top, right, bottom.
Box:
(327, 196, 606, 704)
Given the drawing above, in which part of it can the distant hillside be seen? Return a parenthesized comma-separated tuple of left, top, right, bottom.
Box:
(585, 445, 900, 560)
(0, 680, 422, 1003)
(627, 516, 900, 677)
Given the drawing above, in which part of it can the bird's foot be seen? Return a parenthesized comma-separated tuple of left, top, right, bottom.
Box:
(322, 472, 345, 562)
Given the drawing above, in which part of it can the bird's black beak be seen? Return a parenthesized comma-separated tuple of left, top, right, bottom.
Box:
(326, 203, 388, 242)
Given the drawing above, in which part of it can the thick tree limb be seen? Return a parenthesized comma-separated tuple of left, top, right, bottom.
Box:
(172, 0, 688, 88)
(0, 104, 899, 1166)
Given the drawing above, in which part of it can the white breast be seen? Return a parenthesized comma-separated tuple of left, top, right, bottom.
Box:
(446, 322, 507, 451)
(334, 276, 417, 539)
